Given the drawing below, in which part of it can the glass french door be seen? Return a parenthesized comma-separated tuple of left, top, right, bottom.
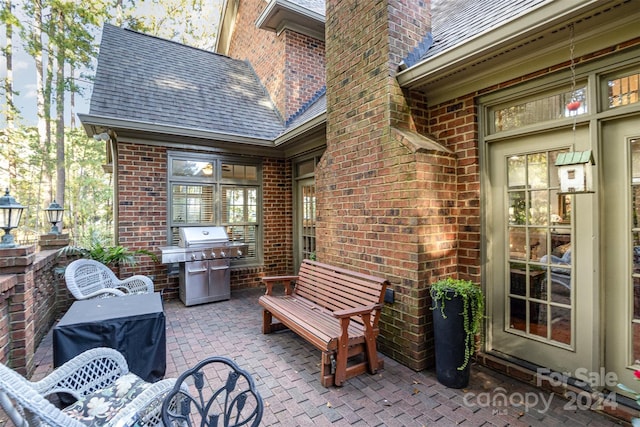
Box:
(487, 127, 598, 373)
(603, 116, 640, 392)
(296, 178, 316, 268)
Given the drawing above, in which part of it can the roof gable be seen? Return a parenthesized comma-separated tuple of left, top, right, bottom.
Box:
(89, 24, 285, 141)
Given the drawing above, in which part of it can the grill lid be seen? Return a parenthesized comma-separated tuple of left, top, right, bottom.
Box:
(179, 226, 229, 248)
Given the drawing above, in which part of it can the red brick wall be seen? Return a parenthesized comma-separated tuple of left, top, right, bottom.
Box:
(422, 96, 481, 283)
(261, 157, 293, 274)
(226, 0, 326, 122)
(321, 0, 443, 370)
(285, 31, 325, 120)
(115, 143, 291, 294)
(0, 275, 15, 366)
(116, 144, 168, 286)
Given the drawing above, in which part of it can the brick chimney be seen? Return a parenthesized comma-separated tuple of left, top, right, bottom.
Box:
(318, 0, 459, 371)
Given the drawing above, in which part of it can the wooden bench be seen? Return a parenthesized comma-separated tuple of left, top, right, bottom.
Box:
(258, 259, 389, 387)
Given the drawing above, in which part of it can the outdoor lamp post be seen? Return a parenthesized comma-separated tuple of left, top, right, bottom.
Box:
(0, 188, 25, 248)
(44, 199, 64, 234)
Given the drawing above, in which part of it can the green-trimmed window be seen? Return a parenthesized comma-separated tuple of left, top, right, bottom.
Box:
(168, 153, 261, 264)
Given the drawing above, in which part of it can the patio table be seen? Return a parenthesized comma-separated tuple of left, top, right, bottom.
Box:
(53, 292, 166, 383)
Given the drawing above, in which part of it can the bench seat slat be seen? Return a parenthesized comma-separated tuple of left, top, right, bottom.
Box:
(259, 259, 389, 387)
(259, 295, 365, 351)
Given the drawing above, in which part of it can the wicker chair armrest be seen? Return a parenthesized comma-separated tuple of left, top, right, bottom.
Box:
(116, 275, 154, 294)
(107, 378, 177, 427)
(32, 347, 129, 400)
(0, 377, 87, 427)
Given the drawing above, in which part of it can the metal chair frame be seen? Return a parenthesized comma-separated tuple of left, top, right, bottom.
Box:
(161, 356, 263, 427)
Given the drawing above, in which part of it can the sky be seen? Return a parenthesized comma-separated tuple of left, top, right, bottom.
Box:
(2, 0, 222, 128)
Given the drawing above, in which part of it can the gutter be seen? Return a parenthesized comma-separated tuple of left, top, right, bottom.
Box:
(397, 0, 603, 89)
(274, 111, 326, 147)
(255, 0, 325, 29)
(78, 113, 277, 147)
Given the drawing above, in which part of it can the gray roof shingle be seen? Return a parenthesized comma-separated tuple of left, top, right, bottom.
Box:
(90, 24, 285, 140)
(422, 0, 548, 60)
(289, 0, 325, 16)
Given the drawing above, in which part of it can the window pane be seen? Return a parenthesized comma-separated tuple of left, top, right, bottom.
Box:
(298, 159, 315, 176)
(222, 187, 258, 224)
(608, 72, 640, 108)
(505, 149, 573, 347)
(222, 164, 258, 181)
(493, 87, 587, 133)
(172, 185, 214, 224)
(172, 159, 214, 177)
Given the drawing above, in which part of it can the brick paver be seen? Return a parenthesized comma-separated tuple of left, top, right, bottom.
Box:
(28, 289, 624, 426)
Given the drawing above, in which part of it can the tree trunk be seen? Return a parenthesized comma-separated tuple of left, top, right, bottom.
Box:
(2, 0, 16, 184)
(55, 12, 66, 215)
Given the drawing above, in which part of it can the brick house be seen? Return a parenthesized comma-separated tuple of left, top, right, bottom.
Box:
(80, 0, 640, 411)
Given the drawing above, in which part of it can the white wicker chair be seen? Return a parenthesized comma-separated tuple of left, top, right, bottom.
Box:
(0, 347, 175, 426)
(65, 259, 154, 300)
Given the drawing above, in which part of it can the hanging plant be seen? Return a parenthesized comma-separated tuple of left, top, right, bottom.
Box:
(430, 278, 485, 370)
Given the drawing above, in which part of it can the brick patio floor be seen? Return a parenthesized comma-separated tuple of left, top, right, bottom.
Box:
(27, 288, 625, 426)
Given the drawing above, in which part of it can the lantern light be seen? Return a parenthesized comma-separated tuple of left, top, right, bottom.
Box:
(44, 200, 64, 235)
(0, 188, 25, 248)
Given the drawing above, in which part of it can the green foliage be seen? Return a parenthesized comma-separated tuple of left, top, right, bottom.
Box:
(618, 371, 640, 426)
(58, 231, 158, 266)
(430, 277, 485, 370)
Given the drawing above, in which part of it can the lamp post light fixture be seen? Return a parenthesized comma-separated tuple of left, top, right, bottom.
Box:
(44, 199, 64, 235)
(0, 188, 25, 248)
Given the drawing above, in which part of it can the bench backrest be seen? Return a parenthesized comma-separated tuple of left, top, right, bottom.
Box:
(294, 260, 388, 324)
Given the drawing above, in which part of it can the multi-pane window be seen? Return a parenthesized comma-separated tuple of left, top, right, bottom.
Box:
(506, 149, 574, 346)
(168, 153, 261, 264)
(491, 86, 587, 134)
(222, 187, 258, 258)
(607, 72, 640, 109)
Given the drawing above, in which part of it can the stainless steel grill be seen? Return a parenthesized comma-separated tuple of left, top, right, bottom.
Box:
(159, 226, 247, 306)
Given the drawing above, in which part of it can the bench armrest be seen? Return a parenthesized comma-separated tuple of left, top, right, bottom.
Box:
(332, 303, 383, 319)
(262, 275, 298, 296)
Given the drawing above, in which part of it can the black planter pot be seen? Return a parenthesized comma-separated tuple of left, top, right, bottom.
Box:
(431, 289, 471, 388)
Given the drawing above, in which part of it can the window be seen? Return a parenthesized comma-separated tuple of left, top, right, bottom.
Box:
(222, 187, 258, 258)
(490, 85, 587, 134)
(168, 153, 261, 264)
(607, 71, 640, 109)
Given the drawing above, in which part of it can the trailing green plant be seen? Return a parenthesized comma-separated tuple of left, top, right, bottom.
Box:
(58, 233, 158, 266)
(430, 277, 485, 370)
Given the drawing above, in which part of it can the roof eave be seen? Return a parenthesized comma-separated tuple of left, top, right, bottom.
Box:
(78, 113, 276, 147)
(275, 111, 326, 147)
(256, 0, 325, 41)
(397, 0, 603, 90)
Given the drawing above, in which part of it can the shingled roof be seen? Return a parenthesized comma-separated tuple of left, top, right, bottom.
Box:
(89, 24, 285, 141)
(421, 0, 548, 60)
